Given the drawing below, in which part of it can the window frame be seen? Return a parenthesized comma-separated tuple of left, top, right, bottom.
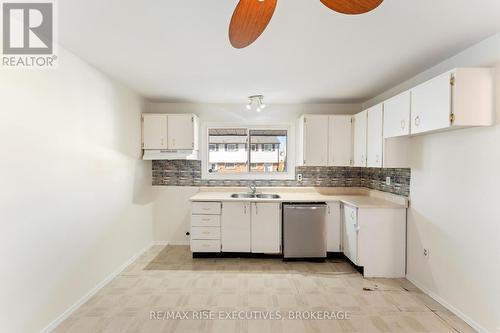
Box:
(201, 122, 295, 180)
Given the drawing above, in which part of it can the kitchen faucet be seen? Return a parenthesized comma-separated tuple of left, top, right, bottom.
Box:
(248, 181, 257, 195)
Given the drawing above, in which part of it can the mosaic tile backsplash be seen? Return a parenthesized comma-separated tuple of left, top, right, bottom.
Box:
(152, 160, 411, 196)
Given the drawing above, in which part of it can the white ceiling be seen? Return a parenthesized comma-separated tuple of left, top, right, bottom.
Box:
(59, 0, 500, 104)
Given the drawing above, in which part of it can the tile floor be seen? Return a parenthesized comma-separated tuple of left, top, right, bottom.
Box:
(54, 246, 476, 333)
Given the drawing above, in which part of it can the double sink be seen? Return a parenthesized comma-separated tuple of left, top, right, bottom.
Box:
(230, 193, 281, 199)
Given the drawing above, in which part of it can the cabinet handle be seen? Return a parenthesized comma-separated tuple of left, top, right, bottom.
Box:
(327, 205, 331, 215)
(244, 204, 247, 214)
(414, 116, 420, 127)
(201, 218, 210, 222)
(254, 202, 258, 215)
(172, 138, 176, 148)
(401, 120, 406, 129)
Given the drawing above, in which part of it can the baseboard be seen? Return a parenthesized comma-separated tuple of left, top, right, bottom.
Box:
(406, 275, 487, 333)
(40, 242, 153, 333)
(152, 240, 189, 246)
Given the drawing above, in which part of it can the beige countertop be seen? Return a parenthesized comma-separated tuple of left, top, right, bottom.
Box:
(189, 187, 408, 209)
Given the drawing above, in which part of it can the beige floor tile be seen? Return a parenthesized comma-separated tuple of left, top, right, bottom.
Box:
(52, 246, 474, 333)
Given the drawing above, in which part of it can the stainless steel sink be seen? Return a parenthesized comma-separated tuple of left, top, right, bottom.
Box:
(256, 194, 281, 199)
(230, 193, 256, 198)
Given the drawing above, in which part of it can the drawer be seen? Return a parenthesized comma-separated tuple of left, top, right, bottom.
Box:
(191, 239, 221, 253)
(191, 214, 220, 227)
(191, 202, 221, 215)
(191, 226, 220, 240)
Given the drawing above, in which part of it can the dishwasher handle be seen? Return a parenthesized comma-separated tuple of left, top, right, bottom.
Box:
(285, 206, 324, 210)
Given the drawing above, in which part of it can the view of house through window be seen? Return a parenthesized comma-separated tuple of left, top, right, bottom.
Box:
(208, 128, 287, 174)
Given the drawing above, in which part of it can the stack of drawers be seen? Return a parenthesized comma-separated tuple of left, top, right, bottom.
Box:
(190, 202, 222, 253)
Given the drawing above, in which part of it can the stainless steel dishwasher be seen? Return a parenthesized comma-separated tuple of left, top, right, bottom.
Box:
(283, 203, 327, 260)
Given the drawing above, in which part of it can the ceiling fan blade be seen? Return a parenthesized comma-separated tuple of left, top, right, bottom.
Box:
(320, 0, 383, 15)
(229, 0, 277, 49)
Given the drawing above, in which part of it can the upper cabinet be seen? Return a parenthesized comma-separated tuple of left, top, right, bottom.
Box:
(142, 114, 168, 149)
(298, 115, 329, 166)
(142, 113, 199, 160)
(328, 115, 353, 167)
(167, 114, 199, 150)
(297, 114, 352, 167)
(411, 68, 494, 134)
(366, 104, 384, 168)
(352, 110, 367, 167)
(383, 91, 411, 138)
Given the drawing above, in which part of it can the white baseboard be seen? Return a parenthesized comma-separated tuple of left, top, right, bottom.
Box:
(406, 275, 486, 333)
(152, 240, 189, 246)
(40, 242, 153, 333)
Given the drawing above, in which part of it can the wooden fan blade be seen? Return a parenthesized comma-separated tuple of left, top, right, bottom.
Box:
(229, 0, 277, 49)
(320, 0, 383, 15)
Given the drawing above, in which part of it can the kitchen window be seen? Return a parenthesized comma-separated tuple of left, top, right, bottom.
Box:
(204, 126, 293, 179)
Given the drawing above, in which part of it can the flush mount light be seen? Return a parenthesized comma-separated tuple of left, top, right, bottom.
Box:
(246, 95, 266, 112)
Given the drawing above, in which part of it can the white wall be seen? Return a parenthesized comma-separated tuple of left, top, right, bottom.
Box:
(148, 102, 361, 243)
(364, 32, 500, 333)
(0, 48, 154, 333)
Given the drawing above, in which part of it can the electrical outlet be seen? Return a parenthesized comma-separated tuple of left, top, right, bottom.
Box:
(386, 176, 391, 185)
(297, 173, 303, 182)
(423, 248, 430, 258)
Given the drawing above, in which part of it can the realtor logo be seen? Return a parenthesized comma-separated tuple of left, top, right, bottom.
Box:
(1, 0, 57, 68)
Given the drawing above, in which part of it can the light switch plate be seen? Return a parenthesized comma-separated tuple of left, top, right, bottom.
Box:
(386, 176, 391, 185)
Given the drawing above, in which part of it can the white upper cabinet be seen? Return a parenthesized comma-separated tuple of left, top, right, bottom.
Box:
(167, 114, 198, 150)
(353, 110, 367, 167)
(367, 104, 384, 168)
(383, 91, 411, 138)
(142, 113, 199, 150)
(301, 115, 329, 166)
(297, 114, 353, 167)
(142, 114, 168, 149)
(411, 68, 494, 135)
(328, 115, 353, 167)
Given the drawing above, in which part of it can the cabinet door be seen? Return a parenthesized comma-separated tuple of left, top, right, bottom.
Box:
(411, 71, 452, 134)
(367, 104, 384, 167)
(328, 116, 352, 166)
(221, 202, 251, 252)
(383, 91, 411, 138)
(142, 114, 167, 149)
(326, 202, 341, 252)
(251, 203, 281, 254)
(167, 114, 194, 149)
(303, 115, 329, 166)
(342, 205, 359, 265)
(353, 111, 367, 167)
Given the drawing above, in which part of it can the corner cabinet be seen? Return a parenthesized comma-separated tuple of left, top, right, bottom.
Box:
(297, 115, 353, 167)
(411, 68, 494, 134)
(342, 204, 406, 278)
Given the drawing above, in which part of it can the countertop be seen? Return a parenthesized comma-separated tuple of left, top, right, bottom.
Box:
(189, 188, 408, 209)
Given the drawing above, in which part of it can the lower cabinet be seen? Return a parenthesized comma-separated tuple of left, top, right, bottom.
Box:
(342, 204, 406, 278)
(326, 202, 341, 252)
(251, 202, 281, 254)
(221, 202, 251, 252)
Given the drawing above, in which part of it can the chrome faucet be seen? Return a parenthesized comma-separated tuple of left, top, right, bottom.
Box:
(248, 181, 257, 195)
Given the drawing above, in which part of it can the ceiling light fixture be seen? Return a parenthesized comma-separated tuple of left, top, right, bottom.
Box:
(246, 95, 266, 112)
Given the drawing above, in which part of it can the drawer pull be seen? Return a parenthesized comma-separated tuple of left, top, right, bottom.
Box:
(201, 218, 210, 222)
